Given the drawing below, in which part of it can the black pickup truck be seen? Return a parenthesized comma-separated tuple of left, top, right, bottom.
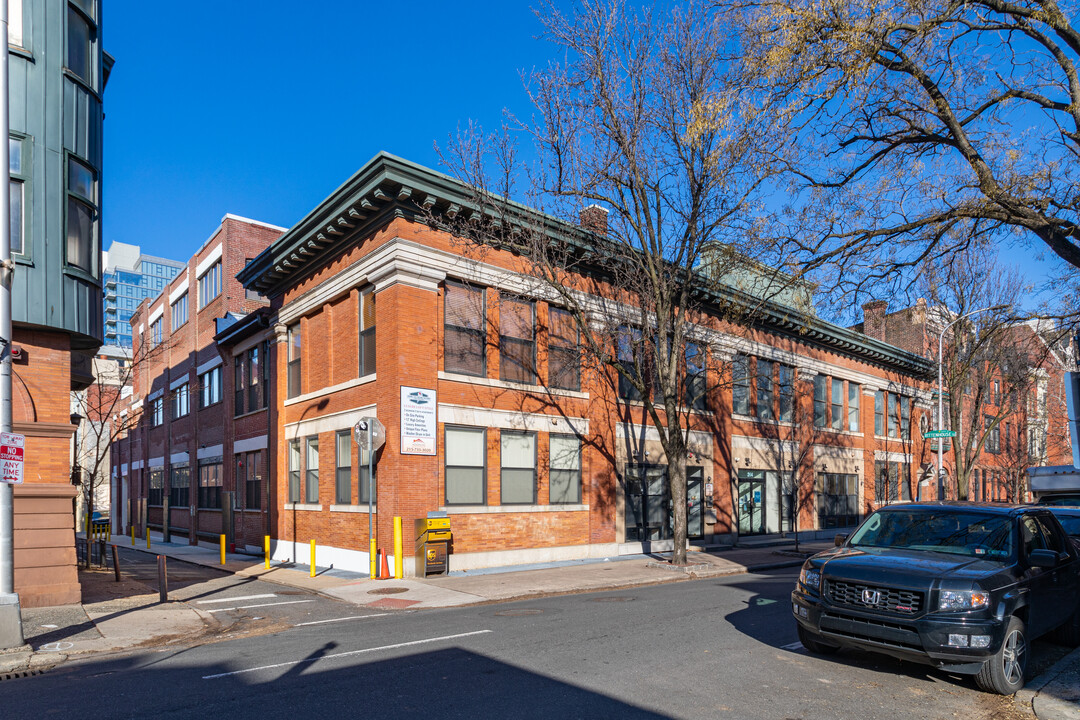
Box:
(791, 502, 1080, 694)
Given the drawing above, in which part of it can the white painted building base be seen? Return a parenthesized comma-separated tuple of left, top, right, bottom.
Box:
(268, 537, 725, 577)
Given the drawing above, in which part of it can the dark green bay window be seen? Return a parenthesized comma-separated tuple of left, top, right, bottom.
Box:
(66, 156, 97, 273)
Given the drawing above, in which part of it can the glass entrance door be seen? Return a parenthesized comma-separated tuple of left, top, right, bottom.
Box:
(738, 470, 766, 535)
(625, 465, 671, 541)
(687, 467, 704, 539)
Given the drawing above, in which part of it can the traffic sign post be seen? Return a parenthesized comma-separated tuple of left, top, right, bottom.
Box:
(354, 417, 385, 578)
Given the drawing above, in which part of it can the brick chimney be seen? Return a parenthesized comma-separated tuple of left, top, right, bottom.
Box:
(862, 300, 888, 341)
(580, 204, 609, 235)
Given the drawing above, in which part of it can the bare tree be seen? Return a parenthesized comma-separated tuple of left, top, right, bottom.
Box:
(715, 0, 1080, 312)
(918, 252, 1066, 497)
(435, 0, 782, 563)
(72, 335, 171, 533)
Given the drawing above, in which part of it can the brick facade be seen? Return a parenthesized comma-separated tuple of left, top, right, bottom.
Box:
(112, 215, 282, 550)
(231, 154, 967, 577)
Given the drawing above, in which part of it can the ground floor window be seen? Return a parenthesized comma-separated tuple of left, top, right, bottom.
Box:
(148, 468, 163, 507)
(874, 461, 911, 505)
(549, 435, 581, 504)
(199, 460, 223, 509)
(738, 469, 790, 535)
(625, 465, 669, 541)
(817, 473, 859, 529)
(446, 426, 485, 505)
(169, 465, 190, 508)
(624, 465, 705, 541)
(238, 451, 262, 510)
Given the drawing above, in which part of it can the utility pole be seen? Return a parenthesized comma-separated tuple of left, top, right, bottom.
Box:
(0, 0, 24, 649)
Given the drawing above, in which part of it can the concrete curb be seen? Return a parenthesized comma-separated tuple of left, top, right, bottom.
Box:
(1016, 645, 1080, 719)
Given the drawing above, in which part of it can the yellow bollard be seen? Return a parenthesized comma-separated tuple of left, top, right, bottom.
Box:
(146, 528, 150, 549)
(264, 535, 270, 570)
(309, 539, 316, 578)
(220, 534, 226, 565)
(393, 517, 403, 579)
(131, 525, 135, 546)
(370, 537, 377, 579)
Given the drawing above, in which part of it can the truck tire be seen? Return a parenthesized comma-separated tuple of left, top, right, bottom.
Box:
(797, 623, 840, 655)
(975, 616, 1027, 695)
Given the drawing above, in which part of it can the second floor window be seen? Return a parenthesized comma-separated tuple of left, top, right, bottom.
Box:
(359, 288, 376, 377)
(287, 323, 301, 398)
(171, 293, 188, 331)
(199, 261, 221, 308)
(200, 366, 221, 408)
(986, 416, 1000, 453)
(500, 296, 536, 384)
(685, 342, 706, 411)
(732, 354, 750, 415)
(445, 281, 485, 376)
(66, 157, 97, 273)
(813, 375, 827, 427)
(756, 359, 774, 421)
(778, 365, 794, 422)
(848, 383, 860, 432)
(831, 378, 843, 430)
(150, 318, 162, 348)
(548, 307, 580, 391)
(9, 137, 26, 255)
(150, 397, 163, 427)
(172, 383, 189, 419)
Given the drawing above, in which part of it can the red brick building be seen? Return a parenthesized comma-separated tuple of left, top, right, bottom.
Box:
(856, 300, 1072, 501)
(224, 153, 953, 576)
(111, 215, 282, 549)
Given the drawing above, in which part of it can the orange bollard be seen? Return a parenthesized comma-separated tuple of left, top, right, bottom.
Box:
(380, 549, 390, 580)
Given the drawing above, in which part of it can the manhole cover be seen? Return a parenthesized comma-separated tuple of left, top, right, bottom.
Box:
(493, 609, 544, 617)
(589, 596, 635, 603)
(367, 587, 409, 595)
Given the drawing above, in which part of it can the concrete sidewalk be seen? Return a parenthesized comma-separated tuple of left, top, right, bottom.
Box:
(103, 530, 833, 610)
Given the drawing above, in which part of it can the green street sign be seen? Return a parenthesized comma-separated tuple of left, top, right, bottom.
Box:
(923, 430, 957, 439)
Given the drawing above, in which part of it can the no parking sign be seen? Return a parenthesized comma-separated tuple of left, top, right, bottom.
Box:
(0, 432, 24, 484)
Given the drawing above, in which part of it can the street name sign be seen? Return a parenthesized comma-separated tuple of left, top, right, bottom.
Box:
(923, 430, 957, 439)
(0, 432, 25, 484)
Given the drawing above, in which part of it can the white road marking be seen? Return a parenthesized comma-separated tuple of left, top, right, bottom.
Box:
(196, 594, 277, 605)
(781, 641, 805, 651)
(202, 630, 494, 680)
(294, 613, 391, 627)
(206, 599, 315, 613)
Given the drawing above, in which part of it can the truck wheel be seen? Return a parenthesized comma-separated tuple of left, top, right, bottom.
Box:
(797, 623, 839, 655)
(975, 616, 1027, 695)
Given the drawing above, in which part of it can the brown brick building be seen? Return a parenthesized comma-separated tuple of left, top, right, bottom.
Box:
(111, 215, 282, 549)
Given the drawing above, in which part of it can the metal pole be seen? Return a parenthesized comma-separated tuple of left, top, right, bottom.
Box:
(367, 424, 374, 579)
(0, 0, 22, 650)
(936, 330, 944, 501)
(935, 305, 1005, 504)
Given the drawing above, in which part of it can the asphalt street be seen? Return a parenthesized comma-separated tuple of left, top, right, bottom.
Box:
(1, 567, 1060, 719)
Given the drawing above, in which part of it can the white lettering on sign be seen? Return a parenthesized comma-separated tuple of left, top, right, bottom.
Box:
(400, 386, 436, 456)
(0, 432, 24, 484)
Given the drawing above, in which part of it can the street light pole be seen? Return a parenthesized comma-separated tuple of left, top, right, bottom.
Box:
(936, 305, 1007, 501)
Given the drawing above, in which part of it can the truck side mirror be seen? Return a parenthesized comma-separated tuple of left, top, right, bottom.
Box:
(1028, 548, 1059, 568)
(834, 534, 848, 547)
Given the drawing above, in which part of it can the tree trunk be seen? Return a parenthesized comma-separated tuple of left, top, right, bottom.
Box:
(668, 443, 688, 566)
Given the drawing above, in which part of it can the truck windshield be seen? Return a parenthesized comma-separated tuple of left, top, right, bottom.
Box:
(849, 509, 1013, 559)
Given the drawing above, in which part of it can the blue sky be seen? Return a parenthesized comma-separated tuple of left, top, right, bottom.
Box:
(102, 1, 1067, 316)
(103, 1, 553, 259)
